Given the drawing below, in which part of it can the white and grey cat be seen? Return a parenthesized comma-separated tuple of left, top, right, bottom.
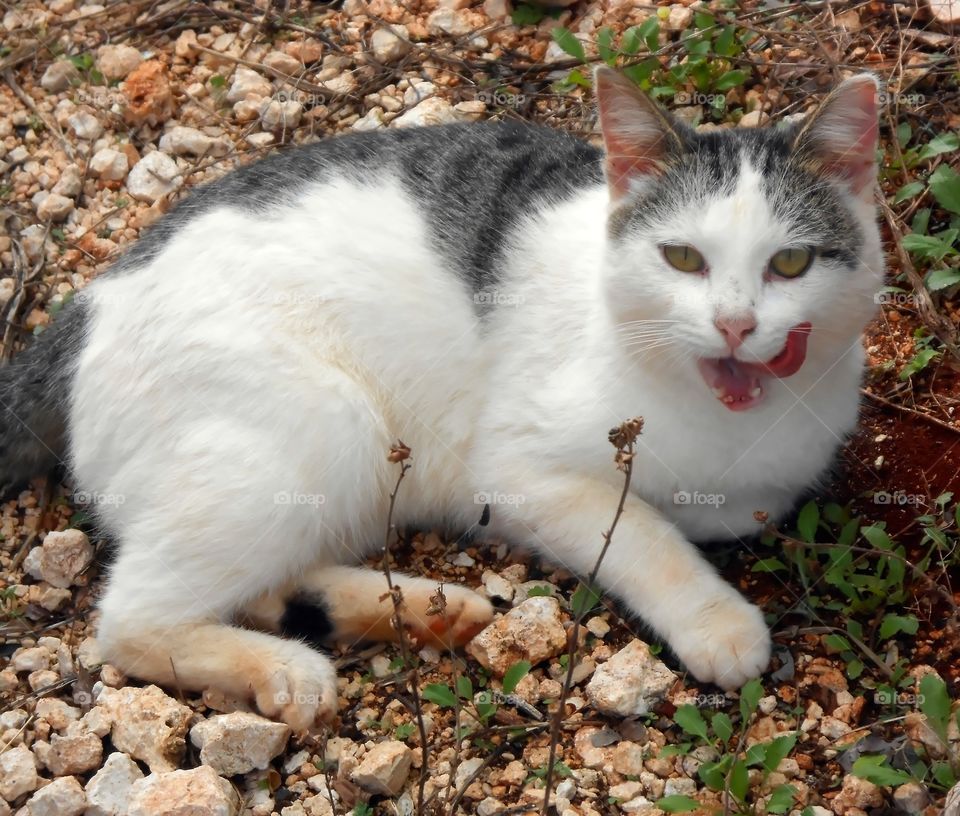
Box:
(0, 69, 883, 729)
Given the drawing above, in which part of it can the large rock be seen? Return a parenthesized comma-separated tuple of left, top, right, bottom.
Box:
(96, 44, 142, 80)
(90, 148, 129, 181)
(226, 66, 272, 103)
(0, 744, 39, 801)
(23, 529, 93, 588)
(467, 596, 567, 675)
(831, 774, 883, 814)
(85, 752, 144, 816)
(393, 96, 459, 128)
(36, 193, 74, 222)
(41, 60, 80, 92)
(96, 685, 193, 772)
(585, 639, 677, 716)
(126, 151, 183, 204)
(351, 740, 413, 796)
(190, 712, 291, 776)
(158, 126, 229, 158)
(371, 25, 410, 63)
(26, 776, 86, 816)
(127, 766, 240, 816)
(34, 731, 103, 775)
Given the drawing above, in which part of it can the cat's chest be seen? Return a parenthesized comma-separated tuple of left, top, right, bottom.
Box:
(629, 388, 855, 540)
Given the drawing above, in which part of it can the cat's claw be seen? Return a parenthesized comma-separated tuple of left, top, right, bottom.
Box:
(251, 646, 338, 731)
(670, 592, 771, 692)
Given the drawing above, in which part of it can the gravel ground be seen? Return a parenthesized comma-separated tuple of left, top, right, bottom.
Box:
(2, 1, 959, 815)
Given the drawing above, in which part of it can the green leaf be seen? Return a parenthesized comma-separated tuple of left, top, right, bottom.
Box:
(861, 525, 894, 550)
(766, 784, 797, 814)
(710, 711, 733, 744)
(209, 74, 226, 88)
(572, 582, 601, 618)
(510, 3, 544, 25)
(893, 181, 925, 204)
(597, 26, 616, 65)
(917, 132, 960, 161)
(674, 704, 710, 741)
(456, 675, 473, 699)
(797, 501, 820, 543)
(851, 754, 913, 786)
(656, 795, 700, 813)
(846, 658, 865, 679)
(896, 122, 912, 149)
(752, 557, 787, 573)
(740, 678, 763, 722)
(927, 267, 960, 292)
(900, 347, 939, 381)
(715, 25, 737, 57)
(638, 17, 660, 52)
(919, 674, 951, 741)
(421, 683, 458, 707)
(901, 232, 958, 262)
(525, 584, 554, 597)
(699, 755, 732, 790)
(729, 759, 749, 802)
(713, 69, 748, 92)
(879, 613, 919, 640)
(762, 734, 797, 772)
(930, 163, 960, 214)
(824, 634, 852, 653)
(551, 27, 586, 61)
(502, 660, 531, 695)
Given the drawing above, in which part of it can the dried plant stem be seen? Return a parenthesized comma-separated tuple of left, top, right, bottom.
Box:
(379, 442, 431, 815)
(540, 418, 644, 815)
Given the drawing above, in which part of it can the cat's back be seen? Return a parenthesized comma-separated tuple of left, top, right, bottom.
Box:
(109, 121, 605, 289)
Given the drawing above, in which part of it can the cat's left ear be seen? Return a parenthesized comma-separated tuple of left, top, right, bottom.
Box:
(793, 74, 879, 201)
(594, 66, 685, 202)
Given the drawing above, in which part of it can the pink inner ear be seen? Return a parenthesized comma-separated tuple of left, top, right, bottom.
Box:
(810, 78, 879, 195)
(606, 155, 661, 198)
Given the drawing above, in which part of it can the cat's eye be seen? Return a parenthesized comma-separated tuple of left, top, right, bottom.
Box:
(769, 247, 814, 279)
(662, 244, 706, 273)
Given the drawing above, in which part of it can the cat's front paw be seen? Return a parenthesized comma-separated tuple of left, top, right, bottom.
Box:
(251, 644, 338, 732)
(670, 592, 771, 691)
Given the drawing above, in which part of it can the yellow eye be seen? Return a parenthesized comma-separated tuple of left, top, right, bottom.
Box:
(769, 247, 814, 279)
(662, 244, 706, 273)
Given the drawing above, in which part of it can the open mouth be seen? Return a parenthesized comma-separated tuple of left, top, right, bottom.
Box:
(696, 322, 812, 411)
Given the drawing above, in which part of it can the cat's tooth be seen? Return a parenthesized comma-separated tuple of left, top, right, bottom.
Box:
(750, 386, 762, 398)
(712, 387, 725, 398)
(722, 395, 734, 404)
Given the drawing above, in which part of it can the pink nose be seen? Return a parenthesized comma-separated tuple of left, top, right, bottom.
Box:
(715, 314, 757, 351)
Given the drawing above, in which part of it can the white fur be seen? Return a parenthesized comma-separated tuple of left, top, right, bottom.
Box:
(71, 147, 882, 711)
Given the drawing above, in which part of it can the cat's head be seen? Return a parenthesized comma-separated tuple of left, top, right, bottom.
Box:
(596, 68, 884, 411)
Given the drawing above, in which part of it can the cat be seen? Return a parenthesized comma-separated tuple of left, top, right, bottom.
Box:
(0, 68, 883, 729)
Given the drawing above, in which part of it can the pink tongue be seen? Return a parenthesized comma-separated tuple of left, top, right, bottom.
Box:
(697, 323, 812, 410)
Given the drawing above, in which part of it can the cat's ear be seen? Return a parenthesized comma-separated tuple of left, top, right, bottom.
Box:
(594, 67, 684, 202)
(793, 74, 879, 201)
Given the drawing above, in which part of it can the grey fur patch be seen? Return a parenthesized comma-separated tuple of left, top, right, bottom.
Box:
(0, 299, 87, 488)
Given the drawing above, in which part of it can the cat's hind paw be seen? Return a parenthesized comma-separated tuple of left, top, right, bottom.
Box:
(405, 584, 494, 648)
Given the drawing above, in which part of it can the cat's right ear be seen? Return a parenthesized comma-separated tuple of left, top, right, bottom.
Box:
(594, 67, 684, 202)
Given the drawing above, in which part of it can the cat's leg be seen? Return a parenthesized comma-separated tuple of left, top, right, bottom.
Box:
(84, 365, 394, 730)
(97, 543, 340, 730)
(489, 468, 770, 690)
(246, 566, 494, 649)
